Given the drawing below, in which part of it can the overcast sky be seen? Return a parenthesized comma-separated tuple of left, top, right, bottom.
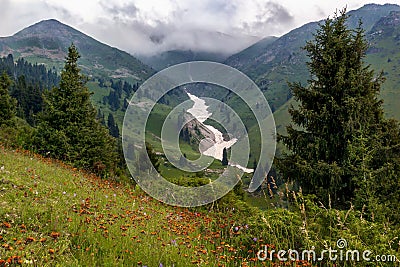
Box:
(1, 0, 399, 55)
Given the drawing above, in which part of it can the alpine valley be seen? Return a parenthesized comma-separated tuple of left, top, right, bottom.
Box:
(1, 3, 400, 266)
(1, 3, 400, 168)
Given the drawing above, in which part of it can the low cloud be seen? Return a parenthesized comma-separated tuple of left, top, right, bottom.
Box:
(75, 0, 266, 55)
(242, 1, 294, 37)
(0, 0, 295, 55)
(6, 0, 382, 56)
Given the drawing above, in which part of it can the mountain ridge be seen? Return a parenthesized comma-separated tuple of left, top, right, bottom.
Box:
(224, 3, 400, 117)
(0, 19, 154, 82)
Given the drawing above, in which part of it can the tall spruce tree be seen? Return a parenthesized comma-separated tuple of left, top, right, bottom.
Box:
(35, 44, 117, 174)
(277, 10, 400, 209)
(107, 113, 120, 138)
(0, 72, 16, 126)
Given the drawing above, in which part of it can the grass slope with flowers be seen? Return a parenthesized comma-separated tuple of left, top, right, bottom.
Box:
(0, 146, 399, 267)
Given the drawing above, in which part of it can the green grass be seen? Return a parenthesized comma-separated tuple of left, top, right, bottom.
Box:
(0, 147, 399, 266)
(87, 82, 110, 105)
(0, 147, 250, 266)
(0, 147, 277, 266)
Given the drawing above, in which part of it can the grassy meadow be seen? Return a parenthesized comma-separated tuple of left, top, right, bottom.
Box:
(0, 147, 399, 266)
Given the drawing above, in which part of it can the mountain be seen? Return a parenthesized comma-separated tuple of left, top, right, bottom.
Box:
(366, 10, 400, 119)
(138, 49, 230, 71)
(0, 19, 154, 82)
(225, 4, 400, 116)
(221, 4, 400, 165)
(137, 30, 261, 71)
(141, 4, 400, 166)
(225, 20, 319, 112)
(222, 36, 278, 68)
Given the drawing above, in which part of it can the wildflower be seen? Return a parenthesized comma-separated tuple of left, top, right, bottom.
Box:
(50, 232, 60, 239)
(62, 191, 66, 195)
(26, 236, 35, 243)
(171, 239, 177, 246)
(253, 237, 258, 242)
(73, 193, 77, 197)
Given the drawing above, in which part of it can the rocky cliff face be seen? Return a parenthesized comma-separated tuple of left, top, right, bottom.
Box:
(182, 113, 215, 153)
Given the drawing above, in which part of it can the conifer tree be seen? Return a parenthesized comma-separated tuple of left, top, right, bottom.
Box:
(107, 113, 120, 138)
(277, 10, 400, 208)
(35, 44, 117, 174)
(0, 72, 16, 126)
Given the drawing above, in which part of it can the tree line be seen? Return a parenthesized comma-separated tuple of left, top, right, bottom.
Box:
(0, 45, 130, 176)
(0, 55, 59, 125)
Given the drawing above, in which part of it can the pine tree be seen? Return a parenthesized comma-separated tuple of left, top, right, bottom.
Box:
(276, 10, 400, 208)
(11, 75, 43, 125)
(222, 148, 228, 166)
(34, 44, 117, 174)
(0, 72, 16, 126)
(107, 113, 120, 138)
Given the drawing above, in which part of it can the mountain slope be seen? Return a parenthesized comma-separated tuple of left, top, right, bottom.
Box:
(221, 4, 400, 165)
(0, 19, 154, 82)
(138, 49, 230, 71)
(222, 36, 278, 69)
(366, 10, 400, 119)
(225, 4, 400, 115)
(0, 147, 247, 266)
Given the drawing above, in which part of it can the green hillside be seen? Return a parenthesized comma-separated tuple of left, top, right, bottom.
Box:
(365, 10, 400, 119)
(220, 4, 400, 167)
(0, 147, 245, 266)
(0, 19, 155, 121)
(0, 19, 154, 82)
(1, 147, 398, 266)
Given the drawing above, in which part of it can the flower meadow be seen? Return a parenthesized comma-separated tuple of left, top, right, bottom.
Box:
(0, 147, 398, 266)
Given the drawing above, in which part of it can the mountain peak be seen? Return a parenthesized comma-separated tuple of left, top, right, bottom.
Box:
(38, 18, 63, 25)
(36, 19, 68, 29)
(13, 19, 79, 38)
(0, 19, 154, 81)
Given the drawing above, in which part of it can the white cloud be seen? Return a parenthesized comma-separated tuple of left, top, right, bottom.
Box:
(1, 0, 399, 55)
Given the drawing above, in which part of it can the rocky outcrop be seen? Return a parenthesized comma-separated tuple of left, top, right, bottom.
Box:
(182, 113, 215, 153)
